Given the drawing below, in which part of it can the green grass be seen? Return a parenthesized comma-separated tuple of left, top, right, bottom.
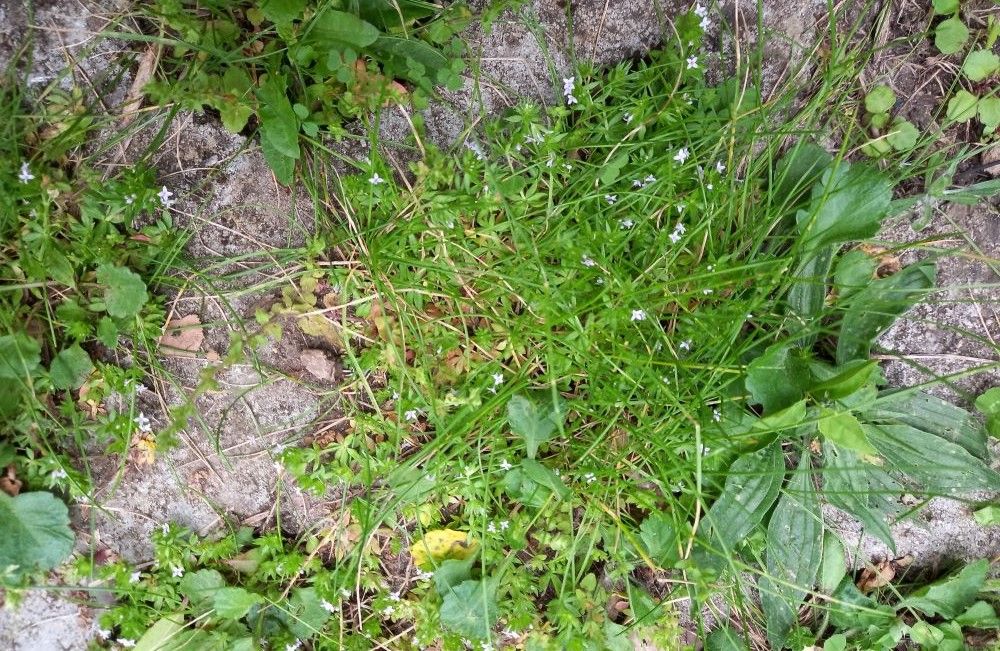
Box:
(2, 1, 1000, 650)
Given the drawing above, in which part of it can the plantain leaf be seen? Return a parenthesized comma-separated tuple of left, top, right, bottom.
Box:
(704, 442, 785, 551)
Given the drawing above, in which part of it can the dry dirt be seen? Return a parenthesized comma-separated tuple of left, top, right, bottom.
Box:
(1, 0, 998, 649)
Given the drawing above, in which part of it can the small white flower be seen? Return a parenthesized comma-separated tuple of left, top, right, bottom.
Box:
(563, 163, 572, 172)
(546, 156, 555, 168)
(51, 467, 68, 480)
(129, 571, 141, 583)
(623, 112, 634, 124)
(595, 276, 605, 286)
(118, 640, 137, 649)
(644, 174, 657, 185)
(676, 203, 686, 213)
(171, 565, 184, 578)
(583, 472, 596, 484)
(416, 570, 434, 581)
(124, 193, 136, 205)
(631, 309, 647, 322)
(661, 376, 671, 384)
(134, 412, 152, 433)
(604, 194, 617, 204)
(18, 161, 34, 184)
(404, 409, 418, 422)
(619, 218, 635, 229)
(686, 56, 699, 70)
(341, 588, 351, 597)
(562, 76, 575, 95)
(157, 186, 174, 208)
(581, 255, 596, 268)
(465, 140, 486, 160)
(712, 409, 722, 422)
(747, 313, 754, 319)
(679, 339, 692, 351)
(707, 264, 715, 271)
(382, 605, 395, 616)
(700, 15, 712, 30)
(160, 523, 170, 535)
(369, 172, 385, 185)
(499, 520, 510, 530)
(499, 459, 512, 471)
(702, 288, 713, 295)
(388, 591, 401, 602)
(487, 522, 497, 533)
(492, 372, 504, 386)
(632, 179, 644, 188)
(97, 629, 111, 640)
(669, 230, 683, 244)
(706, 183, 714, 190)
(694, 3, 708, 17)
(674, 147, 690, 164)
(285, 641, 302, 651)
(321, 599, 337, 614)
(566, 94, 578, 105)
(715, 161, 726, 174)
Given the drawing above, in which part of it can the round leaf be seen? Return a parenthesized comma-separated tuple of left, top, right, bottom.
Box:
(0, 491, 74, 577)
(979, 96, 1000, 133)
(864, 85, 896, 114)
(439, 580, 498, 639)
(962, 50, 1000, 82)
(49, 345, 94, 390)
(0, 333, 41, 380)
(96, 264, 149, 319)
(932, 0, 959, 13)
(935, 17, 969, 55)
(946, 90, 979, 123)
(886, 118, 920, 151)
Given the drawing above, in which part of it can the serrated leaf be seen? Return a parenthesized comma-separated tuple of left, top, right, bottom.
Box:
(507, 393, 566, 459)
(96, 264, 148, 319)
(864, 423, 1000, 493)
(49, 345, 94, 390)
(213, 587, 263, 620)
(866, 390, 987, 459)
(439, 579, 498, 639)
(935, 17, 970, 55)
(823, 442, 896, 550)
(704, 442, 785, 551)
(886, 119, 919, 151)
(818, 409, 878, 457)
(761, 453, 823, 649)
(179, 569, 225, 607)
(97, 317, 119, 348)
(864, 85, 896, 114)
(835, 261, 935, 365)
(638, 512, 679, 567)
(0, 333, 41, 380)
(0, 491, 74, 577)
(309, 10, 380, 49)
(946, 89, 978, 123)
(369, 35, 450, 82)
(962, 50, 1000, 82)
(900, 559, 988, 618)
(745, 342, 813, 414)
(796, 163, 892, 255)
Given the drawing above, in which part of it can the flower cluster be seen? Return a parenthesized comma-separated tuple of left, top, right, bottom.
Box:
(562, 76, 578, 105)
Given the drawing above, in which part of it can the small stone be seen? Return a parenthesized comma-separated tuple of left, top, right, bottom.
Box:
(300, 349, 337, 381)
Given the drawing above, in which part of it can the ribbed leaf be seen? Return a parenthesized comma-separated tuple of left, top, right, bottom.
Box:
(704, 442, 785, 551)
(864, 390, 987, 460)
(822, 442, 895, 550)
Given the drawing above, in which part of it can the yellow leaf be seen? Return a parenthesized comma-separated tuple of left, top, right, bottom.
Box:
(410, 529, 478, 569)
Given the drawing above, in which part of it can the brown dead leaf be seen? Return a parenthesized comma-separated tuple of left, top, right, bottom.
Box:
(121, 46, 158, 125)
(319, 511, 362, 562)
(159, 314, 204, 356)
(300, 348, 337, 381)
(1, 464, 22, 496)
(857, 559, 895, 592)
(128, 432, 157, 467)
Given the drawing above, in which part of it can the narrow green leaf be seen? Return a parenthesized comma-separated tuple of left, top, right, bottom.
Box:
(822, 442, 896, 550)
(788, 245, 834, 342)
(761, 453, 823, 649)
(866, 390, 987, 459)
(260, 134, 296, 185)
(519, 459, 570, 499)
(771, 142, 833, 207)
(819, 534, 847, 594)
(810, 360, 878, 401)
(133, 613, 186, 651)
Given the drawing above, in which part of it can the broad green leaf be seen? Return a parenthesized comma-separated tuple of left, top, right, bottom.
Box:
(96, 264, 149, 319)
(179, 569, 225, 607)
(823, 634, 847, 651)
(219, 102, 253, 133)
(955, 600, 1000, 629)
(932, 0, 958, 14)
(134, 613, 185, 651)
(772, 142, 833, 207)
(864, 85, 896, 114)
(900, 559, 988, 619)
(0, 333, 41, 380)
(704, 442, 785, 551)
(507, 393, 566, 459)
(745, 342, 812, 414)
(259, 0, 306, 37)
(832, 249, 877, 301)
(359, 0, 438, 29)
(49, 345, 94, 390)
(835, 261, 935, 365)
(260, 135, 296, 185)
(823, 443, 896, 550)
(502, 466, 551, 508)
(795, 163, 892, 255)
(974, 504, 1000, 526)
(369, 36, 451, 82)
(705, 626, 749, 651)
(829, 576, 895, 629)
(980, 96, 1000, 133)
(810, 360, 878, 401)
(308, 10, 380, 49)
(0, 491, 74, 577)
(935, 17, 970, 54)
(257, 76, 300, 160)
(439, 579, 498, 639)
(213, 587, 263, 620)
(638, 512, 679, 567)
(599, 153, 630, 186)
(909, 620, 963, 650)
(519, 459, 570, 499)
(962, 50, 1000, 82)
(286, 587, 331, 639)
(433, 556, 476, 594)
(866, 390, 987, 459)
(818, 409, 877, 457)
(788, 245, 834, 342)
(761, 453, 823, 650)
(864, 423, 1000, 493)
(819, 534, 847, 594)
(886, 119, 919, 151)
(946, 89, 978, 123)
(603, 620, 634, 651)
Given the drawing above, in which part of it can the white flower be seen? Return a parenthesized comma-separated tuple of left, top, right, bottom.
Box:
(669, 222, 686, 244)
(604, 194, 617, 204)
(581, 255, 596, 268)
(686, 56, 699, 70)
(404, 409, 418, 422)
(388, 591, 401, 602)
(583, 472, 596, 484)
(124, 193, 136, 205)
(669, 230, 683, 244)
(18, 161, 34, 184)
(679, 339, 692, 351)
(712, 409, 722, 422)
(369, 172, 385, 185)
(118, 640, 137, 649)
(631, 309, 647, 321)
(595, 276, 605, 286)
(562, 76, 575, 95)
(619, 218, 635, 229)
(465, 140, 486, 160)
(694, 3, 708, 17)
(706, 183, 714, 190)
(171, 565, 184, 578)
(492, 372, 504, 386)
(566, 94, 578, 105)
(546, 156, 555, 168)
(632, 179, 643, 188)
(157, 186, 174, 208)
(97, 629, 111, 640)
(416, 569, 434, 581)
(382, 605, 395, 616)
(129, 571, 141, 583)
(51, 467, 68, 480)
(499, 520, 510, 530)
(134, 412, 152, 433)
(487, 522, 497, 533)
(676, 203, 686, 213)
(703, 288, 713, 295)
(661, 376, 671, 384)
(623, 112, 634, 124)
(499, 459, 512, 471)
(285, 641, 302, 651)
(674, 147, 690, 164)
(160, 523, 170, 535)
(707, 264, 715, 271)
(644, 174, 657, 185)
(700, 15, 712, 30)
(715, 161, 726, 174)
